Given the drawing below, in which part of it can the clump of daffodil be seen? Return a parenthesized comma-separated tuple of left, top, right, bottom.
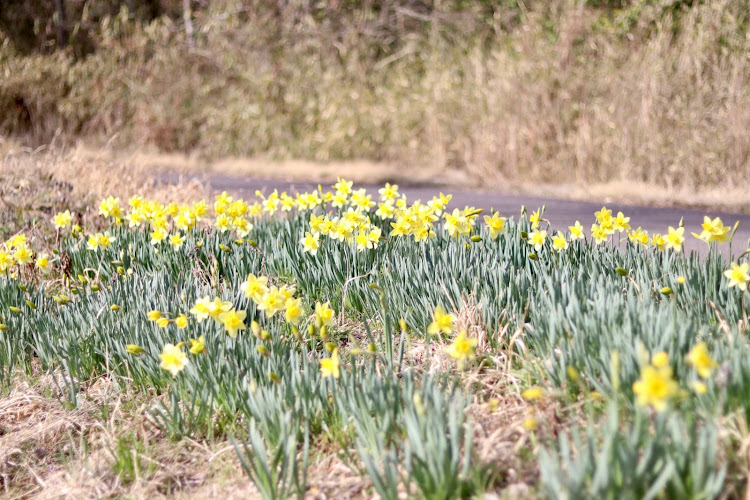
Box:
(427, 305, 455, 336)
(628, 227, 649, 247)
(86, 231, 116, 251)
(257, 286, 287, 317)
(320, 348, 340, 379)
(632, 355, 679, 412)
(190, 296, 232, 322)
(687, 342, 717, 379)
(159, 343, 188, 376)
(724, 261, 749, 291)
(692, 216, 732, 244)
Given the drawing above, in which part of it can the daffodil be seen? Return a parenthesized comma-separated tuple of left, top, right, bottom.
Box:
(528, 229, 547, 251)
(150, 228, 167, 245)
(427, 305, 455, 335)
(483, 212, 507, 239)
(189, 336, 205, 355)
(687, 342, 717, 378)
(551, 231, 568, 252)
(218, 309, 247, 337)
(724, 262, 749, 291)
(651, 233, 666, 251)
(240, 273, 269, 302)
(169, 233, 184, 250)
(522, 417, 537, 431)
(175, 313, 189, 329)
(35, 254, 50, 269)
(446, 330, 477, 361)
(612, 212, 631, 232)
(0, 250, 13, 272)
(320, 348, 340, 378)
(148, 310, 162, 321)
(628, 227, 649, 246)
(665, 226, 685, 253)
(522, 387, 545, 401)
(52, 210, 73, 229)
(692, 216, 732, 244)
(690, 381, 708, 395)
(315, 301, 335, 327)
(189, 296, 211, 321)
(159, 343, 188, 376)
(258, 286, 286, 317)
(206, 297, 233, 320)
(156, 317, 170, 328)
(529, 209, 542, 229)
(594, 207, 612, 225)
(12, 245, 33, 265)
(302, 231, 320, 255)
(632, 363, 678, 412)
(568, 221, 585, 240)
(651, 351, 669, 368)
(284, 297, 303, 325)
(590, 224, 608, 245)
(99, 196, 123, 219)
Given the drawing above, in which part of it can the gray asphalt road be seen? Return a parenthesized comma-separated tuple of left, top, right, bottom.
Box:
(163, 173, 750, 257)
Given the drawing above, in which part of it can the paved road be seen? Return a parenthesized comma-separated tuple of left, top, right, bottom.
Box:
(164, 173, 750, 257)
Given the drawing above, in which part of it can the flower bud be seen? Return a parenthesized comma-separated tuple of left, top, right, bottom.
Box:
(615, 267, 629, 277)
(126, 344, 143, 355)
(660, 286, 673, 296)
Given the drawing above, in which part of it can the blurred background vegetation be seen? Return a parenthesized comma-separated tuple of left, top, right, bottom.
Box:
(1, 0, 748, 189)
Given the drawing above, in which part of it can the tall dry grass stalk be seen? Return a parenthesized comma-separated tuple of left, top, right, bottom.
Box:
(1, 0, 748, 191)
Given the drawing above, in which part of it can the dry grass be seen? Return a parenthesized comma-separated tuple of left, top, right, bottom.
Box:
(2, 1, 749, 197)
(0, 138, 208, 241)
(0, 367, 380, 499)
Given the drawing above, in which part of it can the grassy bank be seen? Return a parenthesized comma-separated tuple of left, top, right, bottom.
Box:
(1, 1, 749, 191)
(1, 166, 749, 498)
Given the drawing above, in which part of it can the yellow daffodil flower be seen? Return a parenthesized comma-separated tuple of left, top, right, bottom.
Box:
(159, 343, 188, 376)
